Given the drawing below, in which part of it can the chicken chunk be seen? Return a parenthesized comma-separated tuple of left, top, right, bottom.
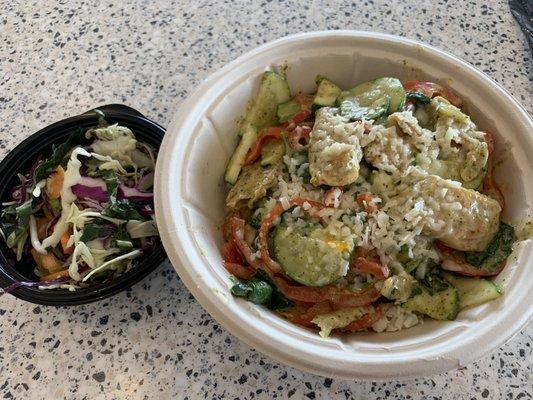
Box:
(308, 107, 365, 187)
(395, 173, 501, 251)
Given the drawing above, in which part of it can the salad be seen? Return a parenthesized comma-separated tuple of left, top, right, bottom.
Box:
(0, 111, 159, 293)
(221, 71, 517, 337)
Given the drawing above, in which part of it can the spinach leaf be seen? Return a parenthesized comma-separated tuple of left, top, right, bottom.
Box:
(15, 199, 34, 226)
(419, 260, 449, 295)
(229, 269, 293, 310)
(80, 220, 116, 243)
(0, 222, 27, 248)
(406, 91, 431, 104)
(100, 170, 120, 204)
(254, 269, 293, 310)
(103, 199, 143, 221)
(111, 222, 133, 250)
(33, 128, 83, 184)
(465, 223, 516, 271)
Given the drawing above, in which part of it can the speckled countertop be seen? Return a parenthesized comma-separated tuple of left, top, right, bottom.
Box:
(1, 1, 531, 399)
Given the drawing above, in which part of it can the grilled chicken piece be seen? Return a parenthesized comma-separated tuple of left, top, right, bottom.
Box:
(308, 107, 365, 187)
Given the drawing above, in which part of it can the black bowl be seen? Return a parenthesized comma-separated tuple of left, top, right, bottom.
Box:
(0, 104, 167, 305)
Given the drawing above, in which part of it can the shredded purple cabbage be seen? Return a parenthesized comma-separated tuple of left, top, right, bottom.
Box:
(71, 176, 109, 202)
(0, 276, 69, 296)
(136, 172, 154, 191)
(139, 205, 154, 217)
(118, 185, 153, 201)
(45, 213, 61, 236)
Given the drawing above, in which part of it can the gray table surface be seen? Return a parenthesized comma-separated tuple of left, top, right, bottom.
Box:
(1, 1, 532, 399)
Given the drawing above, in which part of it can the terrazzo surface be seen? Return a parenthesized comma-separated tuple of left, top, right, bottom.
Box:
(1, 0, 532, 399)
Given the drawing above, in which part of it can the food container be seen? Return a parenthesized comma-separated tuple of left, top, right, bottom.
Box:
(154, 31, 533, 379)
(0, 104, 167, 305)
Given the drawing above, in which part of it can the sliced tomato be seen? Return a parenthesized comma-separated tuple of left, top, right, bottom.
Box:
(291, 301, 333, 327)
(220, 240, 245, 264)
(272, 276, 382, 308)
(338, 304, 391, 332)
(282, 94, 314, 129)
(244, 127, 283, 165)
(403, 81, 463, 107)
(258, 198, 326, 274)
(226, 216, 260, 269)
(435, 241, 506, 277)
(287, 125, 312, 150)
(223, 261, 255, 280)
(350, 257, 390, 280)
(356, 192, 380, 214)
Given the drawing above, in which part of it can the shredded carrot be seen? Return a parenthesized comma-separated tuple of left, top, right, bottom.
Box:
(31, 249, 63, 273)
(36, 217, 50, 241)
(46, 165, 65, 199)
(40, 268, 70, 282)
(60, 231, 74, 255)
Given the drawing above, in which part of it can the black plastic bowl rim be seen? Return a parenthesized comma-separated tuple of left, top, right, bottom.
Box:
(0, 104, 167, 306)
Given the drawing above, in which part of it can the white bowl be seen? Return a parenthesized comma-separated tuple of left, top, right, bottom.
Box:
(155, 31, 533, 379)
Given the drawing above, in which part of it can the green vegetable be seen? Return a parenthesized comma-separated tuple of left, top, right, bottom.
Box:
(0, 222, 27, 248)
(247, 280, 273, 304)
(230, 277, 272, 305)
(48, 198, 62, 215)
(260, 139, 285, 166)
(273, 223, 349, 287)
(464, 223, 516, 271)
(112, 222, 133, 250)
(116, 239, 134, 250)
(404, 286, 460, 320)
(104, 199, 143, 220)
(247, 214, 263, 230)
(419, 261, 450, 294)
(337, 77, 406, 120)
(101, 170, 120, 204)
(406, 91, 431, 104)
(231, 282, 252, 298)
(443, 272, 501, 310)
(277, 99, 301, 123)
(313, 76, 342, 107)
(33, 128, 83, 184)
(240, 71, 291, 134)
(225, 124, 258, 185)
(80, 219, 116, 243)
(230, 269, 292, 310)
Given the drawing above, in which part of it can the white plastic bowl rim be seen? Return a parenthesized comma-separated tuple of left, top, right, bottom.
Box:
(155, 31, 533, 380)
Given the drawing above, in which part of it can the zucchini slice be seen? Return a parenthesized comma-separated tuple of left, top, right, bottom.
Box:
(277, 100, 300, 123)
(241, 71, 291, 134)
(314, 76, 342, 107)
(227, 71, 290, 183)
(404, 286, 460, 320)
(225, 124, 258, 184)
(273, 224, 349, 287)
(260, 139, 285, 166)
(337, 77, 406, 121)
(443, 272, 501, 310)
